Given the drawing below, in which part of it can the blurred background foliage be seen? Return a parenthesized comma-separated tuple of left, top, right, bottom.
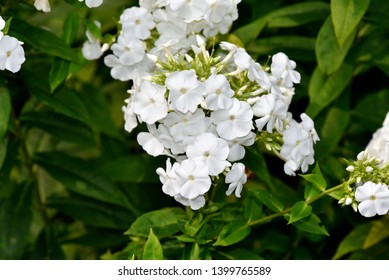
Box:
(0, 0, 389, 260)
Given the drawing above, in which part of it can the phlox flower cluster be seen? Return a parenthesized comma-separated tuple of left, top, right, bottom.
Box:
(0, 16, 26, 73)
(86, 0, 240, 81)
(122, 37, 319, 209)
(339, 112, 389, 217)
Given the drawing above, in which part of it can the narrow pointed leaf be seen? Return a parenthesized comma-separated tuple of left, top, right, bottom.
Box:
(143, 229, 164, 260)
(213, 221, 251, 246)
(288, 201, 312, 224)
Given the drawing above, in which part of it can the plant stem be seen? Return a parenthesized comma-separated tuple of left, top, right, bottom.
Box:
(247, 178, 355, 227)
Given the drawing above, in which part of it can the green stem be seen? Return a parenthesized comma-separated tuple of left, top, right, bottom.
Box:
(247, 178, 356, 227)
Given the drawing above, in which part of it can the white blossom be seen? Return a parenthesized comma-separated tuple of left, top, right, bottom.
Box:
(157, 158, 181, 196)
(211, 98, 253, 140)
(186, 132, 231, 176)
(271, 52, 301, 88)
(366, 111, 389, 164)
(137, 132, 165, 157)
(166, 70, 205, 113)
(227, 132, 255, 162)
(225, 162, 247, 197)
(355, 182, 389, 217)
(34, 0, 51, 13)
(203, 74, 233, 110)
(167, 0, 208, 22)
(0, 35, 26, 73)
(131, 80, 168, 124)
(120, 7, 155, 40)
(111, 36, 146, 66)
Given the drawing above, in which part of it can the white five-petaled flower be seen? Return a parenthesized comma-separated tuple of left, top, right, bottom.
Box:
(355, 182, 389, 217)
(111, 36, 146, 66)
(211, 98, 253, 141)
(175, 159, 212, 200)
(157, 158, 181, 196)
(0, 35, 26, 73)
(225, 162, 247, 197)
(271, 52, 301, 88)
(203, 74, 234, 110)
(366, 111, 389, 165)
(131, 80, 168, 124)
(120, 7, 156, 40)
(168, 0, 208, 22)
(137, 131, 165, 157)
(186, 132, 231, 176)
(166, 70, 205, 113)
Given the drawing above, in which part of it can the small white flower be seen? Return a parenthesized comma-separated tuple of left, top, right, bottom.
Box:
(211, 98, 253, 141)
(227, 131, 255, 162)
(253, 93, 288, 133)
(34, 0, 51, 13)
(137, 132, 165, 157)
(166, 70, 205, 113)
(0, 35, 26, 73)
(168, 0, 208, 22)
(175, 159, 212, 199)
(186, 132, 231, 176)
(131, 80, 168, 124)
(271, 52, 300, 88)
(355, 182, 389, 217)
(225, 162, 247, 197)
(157, 158, 181, 196)
(366, 111, 389, 164)
(120, 7, 155, 40)
(122, 104, 138, 133)
(82, 21, 103, 60)
(346, 165, 355, 172)
(204, 74, 234, 110)
(78, 0, 103, 8)
(111, 36, 146, 66)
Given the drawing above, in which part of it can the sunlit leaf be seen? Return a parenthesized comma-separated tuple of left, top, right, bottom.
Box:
(142, 229, 164, 260)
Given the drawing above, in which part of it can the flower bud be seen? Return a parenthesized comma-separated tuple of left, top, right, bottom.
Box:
(346, 165, 355, 172)
(352, 202, 358, 212)
(365, 166, 373, 173)
(345, 197, 353, 205)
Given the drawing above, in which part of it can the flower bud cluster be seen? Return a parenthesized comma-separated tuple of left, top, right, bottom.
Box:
(0, 16, 25, 73)
(92, 0, 241, 81)
(339, 112, 389, 217)
(122, 37, 319, 209)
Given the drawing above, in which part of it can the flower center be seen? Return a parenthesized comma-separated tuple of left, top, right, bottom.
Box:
(6, 51, 11, 57)
(135, 19, 141, 25)
(180, 88, 188, 94)
(370, 195, 376, 201)
(204, 151, 210, 157)
(216, 89, 222, 95)
(188, 175, 195, 180)
(149, 98, 155, 104)
(230, 115, 236, 120)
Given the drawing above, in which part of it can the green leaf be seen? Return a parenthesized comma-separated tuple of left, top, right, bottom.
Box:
(243, 193, 263, 223)
(125, 208, 186, 239)
(213, 221, 251, 247)
(0, 138, 6, 171)
(49, 59, 71, 93)
(331, 0, 371, 47)
(233, 17, 268, 46)
(363, 217, 389, 249)
(33, 152, 131, 210)
(332, 222, 372, 259)
(267, 2, 330, 28)
(352, 89, 389, 126)
(307, 63, 353, 118)
(101, 156, 161, 183)
(0, 86, 11, 139)
(290, 213, 329, 236)
(0, 183, 33, 259)
(300, 164, 327, 192)
(20, 111, 95, 147)
(248, 188, 284, 213)
(10, 19, 82, 64)
(243, 148, 273, 189)
(316, 16, 356, 74)
(47, 195, 134, 229)
(143, 229, 164, 260)
(288, 201, 312, 224)
(63, 13, 80, 45)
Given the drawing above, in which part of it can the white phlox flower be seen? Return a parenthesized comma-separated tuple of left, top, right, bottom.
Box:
(366, 111, 389, 164)
(0, 35, 26, 73)
(280, 114, 318, 176)
(174, 194, 206, 210)
(203, 0, 240, 37)
(157, 158, 181, 196)
(252, 93, 288, 133)
(355, 182, 389, 217)
(227, 132, 255, 162)
(131, 80, 168, 124)
(225, 162, 247, 197)
(122, 104, 138, 133)
(271, 52, 301, 88)
(78, 0, 103, 8)
(204, 74, 234, 110)
(137, 131, 165, 157)
(82, 21, 104, 60)
(34, 0, 51, 13)
(166, 70, 205, 113)
(186, 132, 231, 176)
(211, 98, 253, 141)
(120, 7, 155, 40)
(111, 36, 146, 66)
(175, 159, 212, 200)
